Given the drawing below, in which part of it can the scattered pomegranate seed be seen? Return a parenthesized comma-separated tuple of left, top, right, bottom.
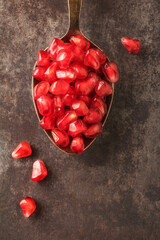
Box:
(70, 135, 84, 154)
(31, 159, 47, 182)
(95, 80, 113, 97)
(36, 50, 50, 67)
(84, 123, 103, 138)
(57, 110, 78, 131)
(121, 37, 141, 54)
(36, 95, 53, 116)
(40, 114, 55, 129)
(83, 108, 103, 124)
(33, 67, 46, 81)
(33, 81, 50, 100)
(50, 79, 70, 95)
(102, 62, 119, 83)
(51, 129, 69, 147)
(91, 97, 107, 117)
(56, 68, 77, 83)
(44, 62, 58, 83)
(71, 100, 89, 116)
(68, 119, 87, 137)
(63, 87, 76, 106)
(12, 141, 32, 159)
(19, 197, 36, 218)
(70, 62, 88, 79)
(53, 95, 64, 117)
(70, 35, 90, 51)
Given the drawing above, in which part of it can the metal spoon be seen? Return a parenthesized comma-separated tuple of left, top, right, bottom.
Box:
(32, 0, 114, 154)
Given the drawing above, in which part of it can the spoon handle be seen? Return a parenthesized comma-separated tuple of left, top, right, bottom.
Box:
(68, 0, 82, 30)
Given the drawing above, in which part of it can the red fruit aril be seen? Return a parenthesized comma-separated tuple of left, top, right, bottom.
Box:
(84, 123, 103, 138)
(94, 49, 107, 64)
(102, 62, 119, 83)
(71, 100, 89, 116)
(95, 80, 113, 97)
(40, 114, 55, 129)
(69, 35, 90, 51)
(33, 81, 50, 100)
(19, 197, 36, 218)
(72, 46, 85, 63)
(56, 49, 74, 69)
(68, 119, 87, 137)
(31, 159, 47, 182)
(78, 95, 91, 107)
(70, 62, 88, 79)
(50, 79, 70, 95)
(48, 38, 64, 60)
(84, 49, 101, 70)
(33, 67, 46, 81)
(36, 95, 53, 116)
(36, 50, 50, 67)
(12, 141, 32, 159)
(56, 68, 77, 83)
(44, 62, 58, 84)
(63, 87, 76, 106)
(53, 95, 64, 117)
(51, 129, 69, 147)
(91, 97, 107, 117)
(121, 37, 141, 54)
(70, 135, 84, 154)
(83, 108, 103, 124)
(57, 110, 78, 131)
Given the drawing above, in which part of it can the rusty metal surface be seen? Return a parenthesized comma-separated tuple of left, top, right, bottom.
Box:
(0, 0, 160, 239)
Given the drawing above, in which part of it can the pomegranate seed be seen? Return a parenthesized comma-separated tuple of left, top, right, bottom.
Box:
(56, 49, 74, 69)
(102, 62, 119, 83)
(83, 108, 103, 124)
(33, 82, 50, 100)
(84, 49, 101, 70)
(84, 123, 103, 138)
(57, 110, 78, 131)
(19, 197, 36, 218)
(50, 79, 70, 95)
(70, 135, 84, 154)
(94, 49, 107, 64)
(69, 35, 90, 51)
(95, 80, 113, 97)
(33, 67, 46, 81)
(53, 95, 64, 117)
(63, 87, 76, 106)
(12, 141, 32, 159)
(71, 100, 89, 116)
(51, 129, 69, 147)
(72, 46, 85, 63)
(70, 62, 88, 79)
(78, 95, 91, 107)
(121, 37, 141, 54)
(48, 38, 64, 60)
(31, 159, 47, 182)
(40, 114, 55, 129)
(68, 119, 87, 137)
(36, 50, 50, 67)
(56, 68, 77, 83)
(36, 95, 53, 116)
(44, 62, 58, 84)
(91, 97, 107, 116)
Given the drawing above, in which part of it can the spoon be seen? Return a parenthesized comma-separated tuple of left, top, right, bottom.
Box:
(32, 0, 114, 154)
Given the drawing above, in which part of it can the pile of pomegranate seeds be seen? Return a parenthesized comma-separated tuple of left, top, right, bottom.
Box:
(33, 35, 119, 154)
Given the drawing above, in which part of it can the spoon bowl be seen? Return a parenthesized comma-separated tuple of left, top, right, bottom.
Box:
(32, 0, 114, 154)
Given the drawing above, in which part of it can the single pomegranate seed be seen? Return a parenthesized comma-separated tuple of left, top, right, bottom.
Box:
(40, 114, 55, 129)
(12, 141, 32, 159)
(83, 108, 103, 124)
(69, 35, 90, 51)
(91, 97, 107, 116)
(36, 50, 50, 67)
(31, 159, 47, 182)
(33, 82, 50, 100)
(71, 100, 89, 116)
(50, 79, 70, 95)
(56, 49, 74, 69)
(121, 37, 141, 54)
(75, 72, 99, 95)
(68, 119, 87, 137)
(51, 129, 69, 147)
(56, 68, 77, 83)
(44, 62, 58, 84)
(70, 135, 84, 154)
(78, 95, 91, 107)
(84, 49, 101, 70)
(72, 46, 85, 63)
(70, 62, 88, 79)
(95, 80, 113, 97)
(53, 95, 64, 117)
(57, 110, 78, 131)
(63, 87, 76, 106)
(48, 38, 64, 60)
(19, 197, 36, 218)
(84, 123, 103, 138)
(36, 95, 53, 116)
(94, 49, 107, 64)
(102, 62, 119, 83)
(33, 67, 46, 81)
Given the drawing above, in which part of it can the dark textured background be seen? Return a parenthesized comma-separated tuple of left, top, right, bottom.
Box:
(0, 0, 160, 239)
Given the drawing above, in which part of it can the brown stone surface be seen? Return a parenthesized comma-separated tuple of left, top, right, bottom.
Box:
(0, 0, 160, 239)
